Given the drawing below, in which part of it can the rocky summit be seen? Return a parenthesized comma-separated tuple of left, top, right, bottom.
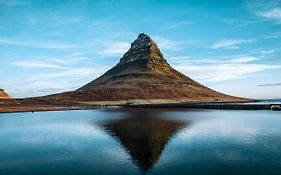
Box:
(0, 89, 11, 99)
(46, 33, 251, 102)
(119, 33, 164, 64)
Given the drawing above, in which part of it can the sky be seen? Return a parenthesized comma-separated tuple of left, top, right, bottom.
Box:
(0, 0, 281, 99)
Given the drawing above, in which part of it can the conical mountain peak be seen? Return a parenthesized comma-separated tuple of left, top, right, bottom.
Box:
(48, 33, 250, 103)
(119, 33, 164, 64)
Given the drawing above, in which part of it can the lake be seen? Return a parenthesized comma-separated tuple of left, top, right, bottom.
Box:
(0, 108, 281, 175)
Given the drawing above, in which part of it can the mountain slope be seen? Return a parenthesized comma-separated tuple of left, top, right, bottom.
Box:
(0, 89, 11, 99)
(46, 33, 252, 102)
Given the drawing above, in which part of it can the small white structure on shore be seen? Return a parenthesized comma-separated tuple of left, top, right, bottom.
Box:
(271, 105, 281, 111)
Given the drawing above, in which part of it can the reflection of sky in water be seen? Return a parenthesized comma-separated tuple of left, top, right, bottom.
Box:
(0, 109, 281, 175)
(154, 110, 281, 175)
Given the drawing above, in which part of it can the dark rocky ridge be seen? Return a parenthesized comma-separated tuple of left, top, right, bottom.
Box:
(0, 89, 11, 99)
(119, 33, 164, 64)
(46, 33, 252, 102)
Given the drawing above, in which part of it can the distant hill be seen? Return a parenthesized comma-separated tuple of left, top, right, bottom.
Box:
(45, 33, 253, 103)
(263, 98, 281, 102)
(0, 89, 11, 99)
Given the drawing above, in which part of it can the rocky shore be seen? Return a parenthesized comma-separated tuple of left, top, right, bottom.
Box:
(0, 98, 279, 113)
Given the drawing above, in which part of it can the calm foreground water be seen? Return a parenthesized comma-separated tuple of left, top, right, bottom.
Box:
(0, 108, 281, 175)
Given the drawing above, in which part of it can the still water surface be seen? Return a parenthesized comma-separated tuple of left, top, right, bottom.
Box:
(0, 108, 281, 175)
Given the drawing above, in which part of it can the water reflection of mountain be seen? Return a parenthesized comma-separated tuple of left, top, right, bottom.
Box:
(100, 111, 189, 172)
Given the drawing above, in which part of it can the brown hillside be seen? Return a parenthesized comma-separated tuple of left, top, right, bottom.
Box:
(0, 89, 11, 99)
(46, 33, 252, 102)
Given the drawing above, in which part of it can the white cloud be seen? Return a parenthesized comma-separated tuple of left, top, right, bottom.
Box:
(152, 36, 185, 51)
(175, 63, 280, 82)
(258, 49, 275, 54)
(258, 83, 281, 87)
(163, 21, 194, 30)
(264, 32, 281, 39)
(211, 39, 255, 49)
(248, 0, 281, 24)
(31, 67, 108, 80)
(97, 42, 130, 57)
(258, 8, 281, 23)
(0, 38, 78, 49)
(12, 61, 65, 69)
(219, 17, 256, 28)
(229, 56, 257, 63)
(169, 56, 259, 64)
(11, 54, 92, 69)
(49, 55, 91, 65)
(7, 66, 110, 97)
(171, 55, 279, 82)
(36, 43, 78, 49)
(8, 55, 109, 97)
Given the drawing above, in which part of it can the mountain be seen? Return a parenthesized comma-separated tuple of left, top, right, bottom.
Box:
(263, 98, 281, 102)
(46, 33, 252, 103)
(0, 89, 11, 99)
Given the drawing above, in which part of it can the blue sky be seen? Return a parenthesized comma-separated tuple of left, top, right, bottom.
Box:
(0, 0, 281, 99)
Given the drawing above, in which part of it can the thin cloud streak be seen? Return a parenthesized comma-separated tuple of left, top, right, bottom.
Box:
(264, 32, 281, 39)
(163, 21, 194, 29)
(248, 0, 281, 24)
(172, 54, 280, 82)
(152, 36, 186, 51)
(6, 66, 110, 97)
(211, 39, 255, 49)
(258, 8, 281, 23)
(8, 54, 110, 97)
(11, 54, 93, 69)
(258, 83, 281, 87)
(230, 57, 257, 63)
(175, 63, 280, 82)
(0, 38, 79, 49)
(12, 61, 66, 69)
(97, 42, 130, 57)
(30, 67, 109, 80)
(169, 56, 259, 64)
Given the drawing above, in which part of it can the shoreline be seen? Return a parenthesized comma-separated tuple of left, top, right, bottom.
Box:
(123, 103, 280, 110)
(0, 101, 280, 113)
(0, 106, 95, 114)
